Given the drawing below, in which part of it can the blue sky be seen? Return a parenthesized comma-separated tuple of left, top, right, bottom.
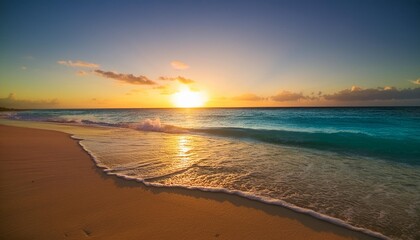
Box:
(1, 0, 419, 108)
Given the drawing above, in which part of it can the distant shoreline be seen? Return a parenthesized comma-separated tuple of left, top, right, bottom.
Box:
(0, 107, 26, 111)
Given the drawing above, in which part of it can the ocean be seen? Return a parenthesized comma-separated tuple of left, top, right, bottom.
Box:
(2, 107, 420, 239)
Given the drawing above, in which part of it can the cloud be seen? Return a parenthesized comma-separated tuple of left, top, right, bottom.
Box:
(171, 60, 189, 70)
(94, 69, 157, 85)
(21, 66, 27, 70)
(159, 76, 195, 84)
(58, 60, 99, 68)
(153, 85, 176, 95)
(411, 79, 420, 85)
(232, 93, 264, 101)
(271, 91, 306, 102)
(76, 70, 88, 76)
(324, 86, 420, 101)
(177, 76, 195, 84)
(0, 93, 59, 109)
(351, 85, 363, 92)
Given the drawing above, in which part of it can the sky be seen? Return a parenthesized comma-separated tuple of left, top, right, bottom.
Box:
(1, 0, 420, 108)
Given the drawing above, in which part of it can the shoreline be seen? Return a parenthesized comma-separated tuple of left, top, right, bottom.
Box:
(0, 123, 380, 239)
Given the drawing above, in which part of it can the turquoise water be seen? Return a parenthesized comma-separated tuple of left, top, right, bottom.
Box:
(3, 107, 420, 239)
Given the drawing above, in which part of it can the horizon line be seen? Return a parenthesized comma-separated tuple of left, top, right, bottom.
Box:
(2, 105, 420, 111)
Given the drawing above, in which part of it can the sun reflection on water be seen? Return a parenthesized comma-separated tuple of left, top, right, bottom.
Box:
(177, 135, 192, 162)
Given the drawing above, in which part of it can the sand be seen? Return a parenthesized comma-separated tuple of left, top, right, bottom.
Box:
(0, 124, 378, 240)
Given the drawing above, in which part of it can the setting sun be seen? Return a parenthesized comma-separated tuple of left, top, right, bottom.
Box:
(171, 87, 206, 108)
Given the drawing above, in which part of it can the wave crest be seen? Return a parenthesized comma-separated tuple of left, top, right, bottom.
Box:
(121, 118, 187, 133)
(125, 118, 163, 131)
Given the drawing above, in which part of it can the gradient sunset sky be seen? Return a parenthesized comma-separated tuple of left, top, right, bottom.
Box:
(1, 0, 419, 108)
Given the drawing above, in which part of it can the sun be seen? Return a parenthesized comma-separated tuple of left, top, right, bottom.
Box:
(171, 87, 206, 108)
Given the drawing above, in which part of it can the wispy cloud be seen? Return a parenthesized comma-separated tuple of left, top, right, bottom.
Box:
(271, 91, 306, 102)
(170, 60, 189, 70)
(411, 79, 420, 85)
(76, 70, 88, 76)
(232, 93, 264, 101)
(0, 93, 58, 109)
(58, 60, 99, 68)
(21, 66, 27, 70)
(324, 86, 420, 101)
(94, 69, 157, 85)
(159, 76, 195, 84)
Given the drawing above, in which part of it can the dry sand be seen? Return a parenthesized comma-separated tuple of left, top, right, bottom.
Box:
(0, 124, 378, 240)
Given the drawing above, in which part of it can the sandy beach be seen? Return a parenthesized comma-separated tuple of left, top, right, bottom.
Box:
(0, 124, 377, 240)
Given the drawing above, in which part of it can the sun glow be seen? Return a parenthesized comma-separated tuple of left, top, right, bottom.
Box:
(171, 87, 206, 108)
